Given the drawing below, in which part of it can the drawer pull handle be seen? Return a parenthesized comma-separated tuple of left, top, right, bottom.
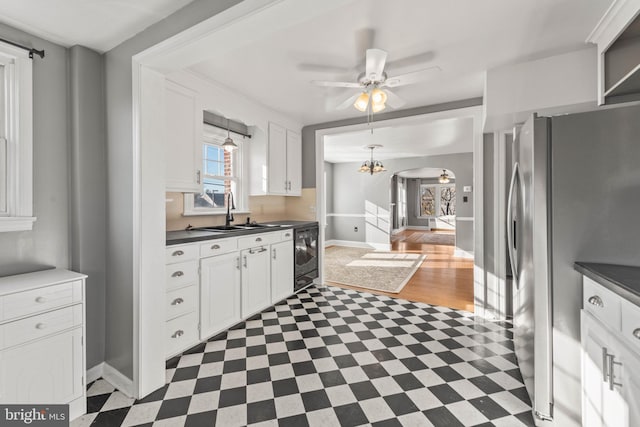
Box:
(35, 296, 47, 303)
(633, 328, 640, 340)
(285, 233, 291, 237)
(172, 330, 184, 338)
(172, 250, 184, 256)
(171, 298, 184, 306)
(256, 237, 262, 242)
(588, 295, 603, 308)
(35, 323, 47, 330)
(171, 271, 184, 278)
(211, 244, 221, 250)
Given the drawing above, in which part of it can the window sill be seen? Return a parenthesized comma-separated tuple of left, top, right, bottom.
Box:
(182, 210, 250, 217)
(0, 217, 37, 232)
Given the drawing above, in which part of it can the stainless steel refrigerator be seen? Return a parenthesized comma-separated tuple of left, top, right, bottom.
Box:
(507, 105, 640, 426)
(508, 114, 553, 423)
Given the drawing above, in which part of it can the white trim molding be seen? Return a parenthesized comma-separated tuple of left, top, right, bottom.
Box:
(102, 363, 135, 398)
(86, 362, 105, 384)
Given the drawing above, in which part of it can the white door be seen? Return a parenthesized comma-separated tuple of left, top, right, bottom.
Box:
(286, 130, 301, 195)
(200, 252, 241, 339)
(271, 240, 294, 304)
(268, 122, 287, 195)
(0, 328, 83, 404)
(581, 311, 629, 427)
(165, 81, 203, 193)
(241, 247, 271, 317)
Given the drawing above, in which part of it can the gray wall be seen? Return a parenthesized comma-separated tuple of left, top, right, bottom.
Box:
(69, 46, 107, 369)
(327, 152, 474, 251)
(103, 0, 242, 378)
(324, 162, 335, 240)
(405, 177, 456, 227)
(550, 104, 640, 424)
(0, 25, 70, 276)
(302, 98, 483, 189)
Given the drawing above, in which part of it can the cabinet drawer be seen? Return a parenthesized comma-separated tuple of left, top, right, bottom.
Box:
(200, 238, 237, 257)
(165, 244, 199, 264)
(166, 261, 198, 290)
(1, 280, 82, 322)
(583, 276, 621, 331)
(238, 232, 279, 250)
(621, 298, 640, 353)
(166, 284, 198, 321)
(280, 229, 294, 241)
(0, 305, 83, 350)
(165, 311, 199, 357)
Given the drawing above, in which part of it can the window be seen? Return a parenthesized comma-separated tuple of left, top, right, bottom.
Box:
(183, 124, 246, 215)
(0, 42, 34, 232)
(418, 183, 456, 218)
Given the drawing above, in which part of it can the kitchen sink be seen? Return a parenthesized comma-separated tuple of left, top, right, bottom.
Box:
(192, 224, 282, 232)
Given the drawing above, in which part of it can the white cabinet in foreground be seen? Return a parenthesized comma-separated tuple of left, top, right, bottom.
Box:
(0, 269, 87, 421)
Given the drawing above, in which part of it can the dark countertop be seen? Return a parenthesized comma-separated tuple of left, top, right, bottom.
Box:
(575, 262, 640, 306)
(166, 220, 318, 246)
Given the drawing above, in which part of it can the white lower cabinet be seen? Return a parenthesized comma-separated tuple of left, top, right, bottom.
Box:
(0, 269, 87, 421)
(581, 274, 640, 427)
(241, 246, 271, 317)
(271, 239, 294, 304)
(200, 251, 242, 339)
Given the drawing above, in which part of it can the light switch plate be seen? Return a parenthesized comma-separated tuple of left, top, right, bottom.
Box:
(463, 186, 472, 193)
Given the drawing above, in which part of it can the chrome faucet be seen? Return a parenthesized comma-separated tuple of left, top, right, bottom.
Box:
(225, 192, 235, 227)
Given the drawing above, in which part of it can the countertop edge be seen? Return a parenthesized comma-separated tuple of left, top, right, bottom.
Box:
(575, 262, 640, 307)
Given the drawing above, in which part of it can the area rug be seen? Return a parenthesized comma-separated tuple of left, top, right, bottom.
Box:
(324, 245, 426, 293)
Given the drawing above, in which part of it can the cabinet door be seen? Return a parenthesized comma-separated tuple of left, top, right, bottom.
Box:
(268, 122, 287, 195)
(286, 130, 301, 196)
(200, 252, 241, 339)
(165, 81, 203, 192)
(271, 240, 294, 304)
(0, 328, 83, 404)
(241, 248, 271, 317)
(581, 311, 629, 427)
(620, 342, 640, 427)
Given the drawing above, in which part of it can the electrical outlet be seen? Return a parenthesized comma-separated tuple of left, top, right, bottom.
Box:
(354, 226, 358, 232)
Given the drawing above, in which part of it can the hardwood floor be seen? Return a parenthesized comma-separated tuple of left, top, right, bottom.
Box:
(326, 230, 475, 312)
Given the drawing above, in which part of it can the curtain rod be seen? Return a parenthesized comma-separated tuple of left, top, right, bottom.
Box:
(204, 122, 252, 138)
(0, 37, 45, 59)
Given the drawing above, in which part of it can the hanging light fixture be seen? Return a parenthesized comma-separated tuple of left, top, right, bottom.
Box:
(358, 144, 386, 175)
(222, 118, 238, 152)
(353, 86, 387, 113)
(353, 92, 370, 112)
(439, 169, 450, 183)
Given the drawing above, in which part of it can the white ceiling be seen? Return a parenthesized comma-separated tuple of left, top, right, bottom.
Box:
(0, 0, 194, 52)
(324, 116, 474, 163)
(188, 0, 611, 125)
(397, 168, 455, 179)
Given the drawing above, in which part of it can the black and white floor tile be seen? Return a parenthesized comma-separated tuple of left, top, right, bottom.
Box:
(72, 285, 534, 427)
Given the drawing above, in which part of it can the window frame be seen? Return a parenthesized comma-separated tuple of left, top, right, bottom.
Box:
(417, 183, 456, 219)
(0, 42, 35, 232)
(183, 123, 248, 216)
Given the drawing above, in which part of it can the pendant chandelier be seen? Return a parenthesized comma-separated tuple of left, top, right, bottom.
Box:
(358, 144, 386, 175)
(438, 169, 450, 183)
(221, 118, 238, 152)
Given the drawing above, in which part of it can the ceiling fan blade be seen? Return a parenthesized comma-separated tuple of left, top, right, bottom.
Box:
(365, 48, 387, 81)
(334, 92, 361, 110)
(384, 89, 406, 109)
(311, 80, 362, 88)
(383, 66, 441, 88)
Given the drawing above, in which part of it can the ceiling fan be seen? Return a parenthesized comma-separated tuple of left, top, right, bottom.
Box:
(311, 48, 440, 113)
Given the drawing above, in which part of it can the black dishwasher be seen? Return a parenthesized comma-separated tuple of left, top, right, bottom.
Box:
(293, 224, 318, 291)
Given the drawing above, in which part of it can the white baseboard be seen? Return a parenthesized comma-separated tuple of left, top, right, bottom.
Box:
(391, 227, 406, 235)
(103, 362, 135, 398)
(405, 226, 431, 230)
(86, 362, 105, 384)
(454, 247, 474, 259)
(325, 240, 390, 251)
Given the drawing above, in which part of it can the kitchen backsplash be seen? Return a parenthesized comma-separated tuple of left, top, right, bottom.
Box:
(166, 189, 317, 231)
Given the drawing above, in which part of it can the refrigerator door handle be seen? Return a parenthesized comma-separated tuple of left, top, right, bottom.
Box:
(507, 162, 520, 283)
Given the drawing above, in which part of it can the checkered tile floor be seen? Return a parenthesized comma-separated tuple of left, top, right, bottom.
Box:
(72, 285, 534, 426)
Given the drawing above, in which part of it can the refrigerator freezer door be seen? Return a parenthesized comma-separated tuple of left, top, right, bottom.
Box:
(512, 115, 554, 422)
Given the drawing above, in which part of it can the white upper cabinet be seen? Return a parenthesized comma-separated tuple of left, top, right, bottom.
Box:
(251, 122, 301, 196)
(587, 0, 640, 104)
(165, 80, 203, 192)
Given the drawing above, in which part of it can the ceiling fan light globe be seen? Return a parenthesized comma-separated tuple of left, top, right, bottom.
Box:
(372, 102, 386, 113)
(354, 92, 370, 112)
(370, 88, 387, 104)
